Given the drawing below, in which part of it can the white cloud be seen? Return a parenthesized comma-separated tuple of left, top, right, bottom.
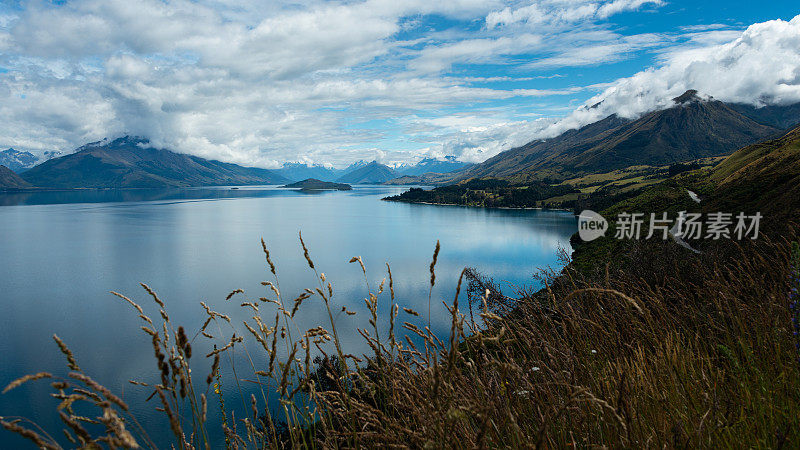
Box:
(525, 32, 668, 69)
(576, 15, 800, 119)
(408, 34, 543, 73)
(486, 0, 663, 29)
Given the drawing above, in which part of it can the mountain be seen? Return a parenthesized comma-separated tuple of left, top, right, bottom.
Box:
(460, 91, 795, 183)
(281, 178, 352, 190)
(383, 172, 459, 186)
(21, 136, 289, 188)
(730, 102, 800, 130)
(0, 148, 63, 173)
(274, 160, 380, 182)
(342, 160, 369, 173)
(276, 162, 344, 182)
(335, 161, 397, 184)
(0, 165, 33, 189)
(396, 156, 473, 177)
(0, 148, 39, 173)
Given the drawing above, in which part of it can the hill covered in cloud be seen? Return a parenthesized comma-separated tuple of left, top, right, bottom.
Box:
(443, 14, 800, 163)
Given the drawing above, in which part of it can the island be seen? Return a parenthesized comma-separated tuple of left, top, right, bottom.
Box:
(280, 178, 352, 191)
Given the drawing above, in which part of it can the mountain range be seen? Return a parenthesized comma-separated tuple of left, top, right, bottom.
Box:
(6, 90, 800, 191)
(274, 161, 366, 183)
(19, 136, 289, 188)
(0, 148, 62, 173)
(456, 90, 800, 183)
(0, 149, 38, 173)
(1, 139, 468, 189)
(273, 157, 470, 184)
(273, 160, 397, 184)
(394, 156, 473, 177)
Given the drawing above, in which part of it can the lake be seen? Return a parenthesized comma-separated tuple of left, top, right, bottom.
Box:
(0, 185, 576, 447)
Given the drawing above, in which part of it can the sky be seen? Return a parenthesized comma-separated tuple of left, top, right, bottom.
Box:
(0, 1, 799, 168)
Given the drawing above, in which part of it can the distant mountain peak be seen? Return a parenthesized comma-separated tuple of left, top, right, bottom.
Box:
(393, 155, 473, 177)
(0, 147, 39, 173)
(672, 89, 706, 105)
(335, 161, 397, 184)
(113, 136, 149, 147)
(75, 136, 149, 153)
(76, 137, 109, 152)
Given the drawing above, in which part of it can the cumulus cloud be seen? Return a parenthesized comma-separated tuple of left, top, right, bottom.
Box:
(567, 15, 800, 122)
(486, 0, 663, 29)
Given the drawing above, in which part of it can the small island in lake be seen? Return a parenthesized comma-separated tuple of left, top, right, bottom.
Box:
(281, 178, 352, 191)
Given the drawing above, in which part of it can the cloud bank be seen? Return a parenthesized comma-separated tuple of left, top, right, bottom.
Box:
(0, 1, 798, 167)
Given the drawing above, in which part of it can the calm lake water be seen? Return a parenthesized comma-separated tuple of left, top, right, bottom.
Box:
(0, 185, 576, 447)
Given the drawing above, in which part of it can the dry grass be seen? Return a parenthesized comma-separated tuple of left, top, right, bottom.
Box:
(2, 229, 800, 448)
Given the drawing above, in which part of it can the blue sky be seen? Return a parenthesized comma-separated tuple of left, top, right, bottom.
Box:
(0, 1, 799, 167)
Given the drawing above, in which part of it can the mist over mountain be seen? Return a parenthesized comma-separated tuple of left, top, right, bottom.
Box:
(459, 91, 800, 183)
(395, 156, 473, 177)
(274, 157, 469, 184)
(11, 92, 800, 190)
(21, 136, 289, 189)
(275, 163, 343, 182)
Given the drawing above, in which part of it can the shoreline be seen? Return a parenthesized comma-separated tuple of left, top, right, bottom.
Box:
(382, 198, 575, 213)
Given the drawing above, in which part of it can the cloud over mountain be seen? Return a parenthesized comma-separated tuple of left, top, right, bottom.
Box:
(436, 14, 800, 163)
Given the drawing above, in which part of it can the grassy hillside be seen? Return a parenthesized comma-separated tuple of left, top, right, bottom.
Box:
(570, 124, 800, 276)
(708, 125, 800, 219)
